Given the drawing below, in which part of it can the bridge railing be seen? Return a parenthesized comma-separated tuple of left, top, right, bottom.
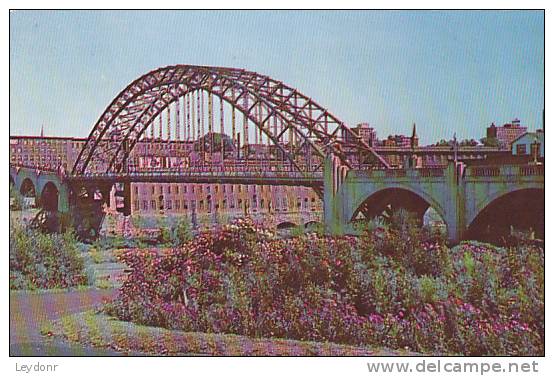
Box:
(353, 166, 447, 179)
(417, 167, 446, 178)
(78, 168, 324, 181)
(10, 163, 67, 177)
(466, 164, 544, 178)
(518, 164, 544, 176)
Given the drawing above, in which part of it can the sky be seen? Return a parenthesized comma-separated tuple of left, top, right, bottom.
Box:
(10, 10, 544, 144)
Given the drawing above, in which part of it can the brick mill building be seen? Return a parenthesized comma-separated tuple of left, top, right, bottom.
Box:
(9, 134, 323, 218)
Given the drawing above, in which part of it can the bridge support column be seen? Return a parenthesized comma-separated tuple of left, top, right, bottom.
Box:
(443, 161, 466, 244)
(324, 154, 348, 235)
(57, 183, 70, 213)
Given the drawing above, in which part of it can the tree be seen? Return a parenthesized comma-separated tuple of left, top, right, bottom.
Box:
(10, 185, 23, 211)
(480, 137, 500, 147)
(194, 132, 235, 153)
(460, 139, 478, 147)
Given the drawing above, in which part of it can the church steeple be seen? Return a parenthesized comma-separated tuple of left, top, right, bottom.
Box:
(410, 122, 418, 148)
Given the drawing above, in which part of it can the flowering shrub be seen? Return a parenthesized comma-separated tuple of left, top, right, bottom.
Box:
(104, 216, 544, 355)
(10, 222, 87, 289)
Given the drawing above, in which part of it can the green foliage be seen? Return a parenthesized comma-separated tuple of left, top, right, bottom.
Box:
(290, 224, 305, 237)
(194, 132, 235, 153)
(10, 222, 87, 290)
(104, 214, 544, 355)
(480, 136, 500, 147)
(131, 214, 145, 229)
(10, 184, 24, 211)
(172, 217, 193, 246)
(459, 139, 478, 146)
(155, 216, 193, 246)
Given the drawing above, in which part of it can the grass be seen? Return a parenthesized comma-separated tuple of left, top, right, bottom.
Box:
(10, 285, 94, 295)
(39, 321, 56, 337)
(48, 310, 416, 356)
(89, 247, 104, 264)
(94, 277, 116, 290)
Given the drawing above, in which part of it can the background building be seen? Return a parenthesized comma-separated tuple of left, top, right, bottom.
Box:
(10, 134, 322, 220)
(511, 130, 544, 159)
(486, 119, 528, 149)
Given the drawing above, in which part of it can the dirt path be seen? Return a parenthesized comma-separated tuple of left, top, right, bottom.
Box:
(9, 288, 127, 356)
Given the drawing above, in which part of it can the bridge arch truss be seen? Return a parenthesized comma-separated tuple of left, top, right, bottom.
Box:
(73, 65, 388, 176)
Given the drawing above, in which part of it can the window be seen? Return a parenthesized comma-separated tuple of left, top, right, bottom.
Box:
(134, 186, 139, 195)
(184, 185, 187, 193)
(516, 144, 527, 155)
(252, 195, 257, 208)
(151, 200, 157, 210)
(167, 186, 171, 194)
(531, 143, 541, 157)
(166, 200, 172, 210)
(134, 201, 139, 211)
(175, 200, 180, 210)
(151, 186, 155, 195)
(175, 186, 179, 194)
(142, 201, 148, 210)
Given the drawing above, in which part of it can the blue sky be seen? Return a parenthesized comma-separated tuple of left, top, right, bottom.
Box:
(10, 10, 544, 144)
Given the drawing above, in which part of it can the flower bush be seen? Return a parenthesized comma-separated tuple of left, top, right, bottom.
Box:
(104, 215, 544, 355)
(10, 221, 87, 289)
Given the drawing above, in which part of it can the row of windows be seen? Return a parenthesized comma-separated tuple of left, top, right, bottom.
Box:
(12, 139, 84, 149)
(141, 143, 192, 151)
(11, 156, 67, 163)
(133, 197, 320, 212)
(515, 143, 541, 155)
(133, 184, 311, 195)
(11, 146, 64, 153)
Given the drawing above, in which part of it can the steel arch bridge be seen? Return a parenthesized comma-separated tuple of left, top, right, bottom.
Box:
(72, 64, 389, 176)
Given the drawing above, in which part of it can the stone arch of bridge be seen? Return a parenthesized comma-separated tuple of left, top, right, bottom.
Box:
(466, 187, 544, 241)
(304, 220, 322, 229)
(39, 181, 60, 212)
(347, 184, 448, 230)
(276, 221, 298, 230)
(466, 183, 545, 227)
(19, 177, 37, 198)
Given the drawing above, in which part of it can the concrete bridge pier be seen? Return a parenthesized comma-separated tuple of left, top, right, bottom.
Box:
(323, 159, 467, 244)
(323, 154, 349, 235)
